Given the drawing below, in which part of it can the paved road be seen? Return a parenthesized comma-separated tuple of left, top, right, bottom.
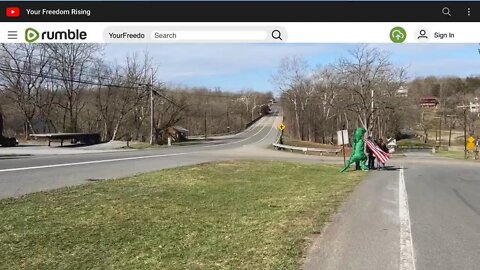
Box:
(0, 114, 286, 198)
(303, 153, 480, 270)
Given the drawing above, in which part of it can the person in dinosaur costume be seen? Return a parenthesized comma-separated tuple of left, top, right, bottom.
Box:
(340, 127, 368, 172)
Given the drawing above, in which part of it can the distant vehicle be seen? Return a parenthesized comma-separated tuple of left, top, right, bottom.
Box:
(0, 136, 18, 147)
(0, 113, 18, 147)
(260, 104, 272, 115)
(387, 137, 397, 153)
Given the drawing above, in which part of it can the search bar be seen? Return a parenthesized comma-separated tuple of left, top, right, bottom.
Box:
(150, 30, 270, 41)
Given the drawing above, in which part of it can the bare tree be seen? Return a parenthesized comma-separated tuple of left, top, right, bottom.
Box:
(153, 91, 188, 143)
(272, 55, 313, 140)
(0, 43, 52, 138)
(337, 45, 406, 134)
(46, 43, 101, 132)
(310, 65, 341, 142)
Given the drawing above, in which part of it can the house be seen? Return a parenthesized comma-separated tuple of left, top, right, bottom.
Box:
(166, 126, 189, 141)
(395, 86, 409, 97)
(469, 97, 479, 113)
(420, 96, 439, 108)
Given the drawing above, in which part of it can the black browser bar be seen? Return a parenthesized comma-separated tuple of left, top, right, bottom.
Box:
(1, 1, 479, 22)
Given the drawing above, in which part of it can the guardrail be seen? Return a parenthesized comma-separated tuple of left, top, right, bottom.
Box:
(397, 145, 432, 149)
(272, 143, 341, 155)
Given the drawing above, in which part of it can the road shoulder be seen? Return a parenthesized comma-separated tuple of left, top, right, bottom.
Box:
(302, 167, 401, 270)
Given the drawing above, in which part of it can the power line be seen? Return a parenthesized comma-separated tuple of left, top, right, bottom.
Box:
(0, 64, 270, 101)
(0, 65, 134, 89)
(0, 55, 128, 83)
(0, 55, 263, 97)
(0, 66, 186, 109)
(0, 45, 117, 81)
(0, 55, 271, 100)
(0, 65, 254, 109)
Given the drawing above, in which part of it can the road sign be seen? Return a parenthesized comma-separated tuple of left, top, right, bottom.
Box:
(337, 130, 349, 145)
(467, 136, 475, 150)
(337, 129, 349, 166)
(278, 123, 286, 131)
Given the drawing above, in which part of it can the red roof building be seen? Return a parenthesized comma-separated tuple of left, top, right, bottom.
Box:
(420, 96, 439, 108)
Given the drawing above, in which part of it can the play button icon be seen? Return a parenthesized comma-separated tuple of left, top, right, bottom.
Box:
(25, 28, 40, 43)
(6, 7, 20, 17)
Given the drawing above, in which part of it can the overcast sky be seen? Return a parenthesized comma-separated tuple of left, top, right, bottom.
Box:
(104, 43, 480, 92)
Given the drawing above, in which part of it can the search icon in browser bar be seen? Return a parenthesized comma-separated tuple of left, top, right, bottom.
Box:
(442, 7, 452, 17)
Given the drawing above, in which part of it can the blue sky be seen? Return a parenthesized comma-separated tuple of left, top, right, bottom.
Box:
(104, 43, 480, 92)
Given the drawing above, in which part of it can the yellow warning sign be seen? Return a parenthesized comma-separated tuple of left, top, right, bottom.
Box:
(278, 123, 286, 131)
(467, 136, 475, 150)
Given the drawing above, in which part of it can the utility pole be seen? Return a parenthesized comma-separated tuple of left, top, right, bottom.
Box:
(457, 104, 469, 159)
(370, 88, 374, 137)
(432, 116, 441, 146)
(226, 111, 230, 133)
(439, 114, 442, 147)
(149, 70, 154, 145)
(371, 89, 374, 112)
(204, 111, 207, 140)
(464, 108, 467, 159)
(0, 111, 3, 137)
(446, 114, 456, 147)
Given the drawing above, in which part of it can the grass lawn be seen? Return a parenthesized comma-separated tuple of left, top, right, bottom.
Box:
(435, 150, 479, 160)
(435, 150, 464, 159)
(0, 161, 364, 270)
(397, 138, 432, 148)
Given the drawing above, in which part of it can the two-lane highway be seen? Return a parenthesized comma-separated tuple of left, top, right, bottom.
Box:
(404, 158, 480, 270)
(0, 114, 282, 198)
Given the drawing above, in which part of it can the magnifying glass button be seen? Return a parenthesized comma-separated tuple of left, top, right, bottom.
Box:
(442, 7, 452, 16)
(272, 30, 282, 40)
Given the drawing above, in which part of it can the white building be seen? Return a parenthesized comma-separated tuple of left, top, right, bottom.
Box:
(395, 86, 409, 97)
(469, 98, 479, 113)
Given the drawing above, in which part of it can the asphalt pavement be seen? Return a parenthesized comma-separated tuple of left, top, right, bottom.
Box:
(302, 153, 480, 270)
(2, 113, 342, 199)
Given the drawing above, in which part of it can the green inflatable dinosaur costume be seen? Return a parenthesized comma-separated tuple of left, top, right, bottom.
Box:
(340, 127, 368, 172)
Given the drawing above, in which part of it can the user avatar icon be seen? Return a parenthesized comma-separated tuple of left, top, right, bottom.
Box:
(417, 29, 428, 39)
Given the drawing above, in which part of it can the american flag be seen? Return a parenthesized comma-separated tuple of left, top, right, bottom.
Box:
(365, 139, 390, 164)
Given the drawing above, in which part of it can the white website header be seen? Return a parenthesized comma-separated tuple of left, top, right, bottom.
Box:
(1, 22, 479, 43)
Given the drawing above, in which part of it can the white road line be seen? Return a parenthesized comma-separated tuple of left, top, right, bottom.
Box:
(399, 166, 416, 270)
(0, 116, 279, 173)
(202, 116, 271, 148)
(0, 152, 196, 173)
(254, 116, 279, 144)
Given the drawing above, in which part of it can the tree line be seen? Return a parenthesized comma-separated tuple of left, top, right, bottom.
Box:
(273, 45, 480, 144)
(408, 76, 480, 143)
(0, 44, 272, 144)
